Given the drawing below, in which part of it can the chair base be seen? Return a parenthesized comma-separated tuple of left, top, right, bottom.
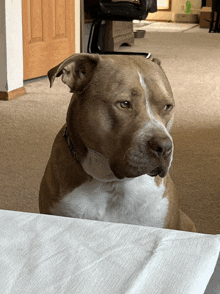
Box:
(87, 19, 151, 58)
(209, 12, 220, 33)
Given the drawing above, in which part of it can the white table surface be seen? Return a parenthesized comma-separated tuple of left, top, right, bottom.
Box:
(0, 209, 219, 294)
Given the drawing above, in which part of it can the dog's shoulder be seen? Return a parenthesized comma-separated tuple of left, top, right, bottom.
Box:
(43, 125, 89, 198)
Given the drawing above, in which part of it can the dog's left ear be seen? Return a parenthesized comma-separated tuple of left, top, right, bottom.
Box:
(152, 57, 161, 66)
(149, 56, 161, 66)
(47, 53, 100, 93)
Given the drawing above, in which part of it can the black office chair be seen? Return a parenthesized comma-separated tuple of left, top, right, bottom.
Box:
(85, 0, 157, 57)
(209, 0, 220, 33)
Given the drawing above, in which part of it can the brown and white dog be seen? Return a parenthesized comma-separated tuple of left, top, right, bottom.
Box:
(39, 53, 196, 232)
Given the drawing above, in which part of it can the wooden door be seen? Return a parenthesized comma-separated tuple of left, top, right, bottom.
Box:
(22, 0, 75, 80)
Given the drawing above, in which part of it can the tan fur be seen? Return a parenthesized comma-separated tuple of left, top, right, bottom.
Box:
(39, 53, 196, 232)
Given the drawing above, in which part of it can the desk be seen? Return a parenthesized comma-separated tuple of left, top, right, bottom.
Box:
(0, 209, 219, 294)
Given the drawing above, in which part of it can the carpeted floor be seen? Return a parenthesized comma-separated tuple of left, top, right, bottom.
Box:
(133, 20, 199, 32)
(0, 27, 220, 234)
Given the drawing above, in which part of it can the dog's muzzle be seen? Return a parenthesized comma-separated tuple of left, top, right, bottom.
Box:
(148, 136, 172, 159)
(147, 135, 173, 177)
(113, 134, 173, 179)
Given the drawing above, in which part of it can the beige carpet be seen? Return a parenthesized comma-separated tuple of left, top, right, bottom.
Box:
(1, 29, 220, 234)
(133, 20, 198, 32)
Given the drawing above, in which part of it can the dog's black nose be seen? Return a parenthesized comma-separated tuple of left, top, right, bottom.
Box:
(148, 136, 172, 158)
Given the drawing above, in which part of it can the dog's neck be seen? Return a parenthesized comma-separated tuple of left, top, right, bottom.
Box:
(64, 125, 121, 182)
(63, 126, 80, 162)
(81, 148, 123, 182)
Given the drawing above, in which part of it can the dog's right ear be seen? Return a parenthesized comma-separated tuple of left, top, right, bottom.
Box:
(47, 53, 100, 93)
(151, 57, 161, 66)
(148, 55, 161, 67)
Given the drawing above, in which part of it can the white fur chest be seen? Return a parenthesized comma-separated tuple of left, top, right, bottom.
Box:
(51, 174, 169, 228)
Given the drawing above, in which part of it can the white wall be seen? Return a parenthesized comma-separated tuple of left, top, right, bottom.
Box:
(0, 0, 7, 91)
(0, 0, 23, 92)
(172, 0, 202, 13)
(148, 0, 202, 21)
(75, 0, 81, 53)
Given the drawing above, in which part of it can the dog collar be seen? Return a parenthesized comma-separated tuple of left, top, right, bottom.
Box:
(63, 126, 80, 162)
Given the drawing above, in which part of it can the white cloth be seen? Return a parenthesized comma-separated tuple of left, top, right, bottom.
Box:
(0, 209, 219, 294)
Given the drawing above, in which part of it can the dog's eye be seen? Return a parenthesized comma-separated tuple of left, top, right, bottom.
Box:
(164, 104, 173, 112)
(119, 101, 131, 109)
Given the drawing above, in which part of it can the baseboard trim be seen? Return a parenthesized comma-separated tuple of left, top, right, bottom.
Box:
(0, 87, 26, 101)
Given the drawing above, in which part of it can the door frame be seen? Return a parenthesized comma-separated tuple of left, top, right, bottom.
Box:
(0, 0, 81, 100)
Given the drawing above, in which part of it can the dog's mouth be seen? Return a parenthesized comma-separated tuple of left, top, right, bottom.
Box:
(149, 166, 167, 178)
(111, 162, 169, 179)
(126, 153, 171, 179)
(110, 145, 172, 179)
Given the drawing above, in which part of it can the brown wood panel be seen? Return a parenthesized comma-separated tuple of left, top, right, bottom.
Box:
(55, 0, 66, 37)
(30, 0, 43, 41)
(23, 0, 75, 80)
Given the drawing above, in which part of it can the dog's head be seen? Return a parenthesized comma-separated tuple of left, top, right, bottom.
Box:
(48, 54, 175, 180)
